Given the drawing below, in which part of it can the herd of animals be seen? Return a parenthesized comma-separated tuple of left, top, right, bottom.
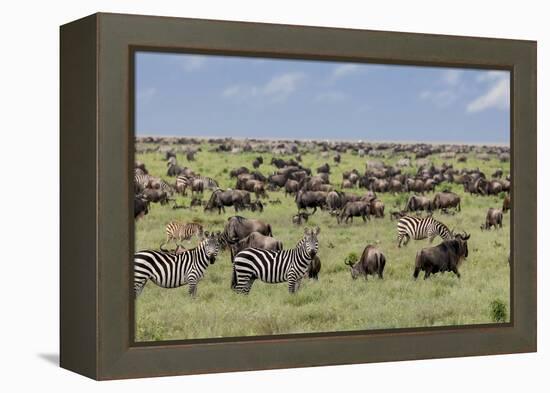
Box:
(133, 137, 511, 300)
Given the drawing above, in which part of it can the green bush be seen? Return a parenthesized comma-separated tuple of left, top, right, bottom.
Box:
(490, 299, 507, 323)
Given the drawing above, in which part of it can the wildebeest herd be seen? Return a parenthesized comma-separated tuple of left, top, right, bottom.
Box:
(134, 137, 510, 338)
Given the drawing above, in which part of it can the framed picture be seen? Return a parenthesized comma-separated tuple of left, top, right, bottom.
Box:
(60, 13, 536, 380)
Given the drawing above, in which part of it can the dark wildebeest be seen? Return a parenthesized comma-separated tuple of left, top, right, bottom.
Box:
(306, 255, 321, 280)
(230, 166, 249, 178)
(326, 190, 346, 212)
(405, 195, 434, 214)
(481, 208, 503, 230)
(502, 194, 511, 213)
(433, 191, 461, 212)
(317, 163, 330, 174)
(268, 174, 288, 189)
(204, 189, 251, 214)
(369, 199, 385, 218)
(405, 178, 425, 194)
(333, 154, 341, 164)
(413, 233, 470, 279)
(284, 179, 300, 196)
(252, 156, 263, 169)
(337, 201, 371, 224)
(345, 245, 386, 280)
(222, 216, 273, 260)
(141, 188, 169, 205)
(186, 151, 196, 161)
(295, 190, 327, 214)
(390, 210, 407, 221)
(134, 196, 149, 219)
(230, 232, 283, 261)
(492, 168, 503, 178)
(292, 211, 311, 225)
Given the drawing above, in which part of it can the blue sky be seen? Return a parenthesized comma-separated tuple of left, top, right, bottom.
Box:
(136, 52, 510, 144)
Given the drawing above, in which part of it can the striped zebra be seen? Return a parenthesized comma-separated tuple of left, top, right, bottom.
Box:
(163, 222, 204, 247)
(231, 227, 320, 295)
(397, 215, 453, 247)
(176, 175, 218, 195)
(134, 231, 221, 297)
(134, 173, 152, 192)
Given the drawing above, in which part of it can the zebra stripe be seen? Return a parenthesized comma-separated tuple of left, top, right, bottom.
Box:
(134, 233, 220, 297)
(164, 222, 204, 244)
(232, 228, 320, 294)
(176, 175, 218, 190)
(397, 215, 453, 247)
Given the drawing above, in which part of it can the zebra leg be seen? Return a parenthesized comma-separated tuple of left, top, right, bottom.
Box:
(402, 236, 410, 246)
(188, 281, 198, 297)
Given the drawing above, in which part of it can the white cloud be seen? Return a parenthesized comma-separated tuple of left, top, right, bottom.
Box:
(221, 72, 305, 102)
(332, 64, 360, 79)
(137, 87, 156, 102)
(467, 75, 510, 113)
(442, 69, 463, 86)
(419, 89, 458, 107)
(314, 91, 348, 103)
(180, 55, 206, 71)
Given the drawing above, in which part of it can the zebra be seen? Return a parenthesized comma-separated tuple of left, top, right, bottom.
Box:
(231, 227, 320, 295)
(396, 215, 453, 247)
(176, 175, 218, 195)
(133, 231, 221, 297)
(162, 222, 204, 248)
(134, 173, 152, 192)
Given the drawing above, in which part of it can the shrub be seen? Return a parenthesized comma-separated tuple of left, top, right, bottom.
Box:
(490, 299, 507, 323)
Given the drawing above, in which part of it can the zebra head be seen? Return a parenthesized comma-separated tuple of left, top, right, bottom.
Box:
(202, 231, 222, 263)
(302, 226, 320, 259)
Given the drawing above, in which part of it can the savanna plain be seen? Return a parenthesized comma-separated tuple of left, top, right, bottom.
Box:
(135, 138, 510, 341)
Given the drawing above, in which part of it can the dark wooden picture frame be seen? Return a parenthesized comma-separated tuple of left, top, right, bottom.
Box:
(60, 12, 536, 380)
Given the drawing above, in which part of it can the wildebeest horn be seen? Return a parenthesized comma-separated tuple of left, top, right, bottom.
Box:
(464, 232, 470, 240)
(344, 260, 354, 267)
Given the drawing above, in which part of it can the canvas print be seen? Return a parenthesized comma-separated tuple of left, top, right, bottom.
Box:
(133, 52, 511, 342)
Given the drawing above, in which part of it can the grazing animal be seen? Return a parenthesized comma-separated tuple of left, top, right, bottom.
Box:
(292, 211, 311, 225)
(413, 233, 470, 279)
(221, 216, 273, 248)
(133, 231, 221, 297)
(231, 232, 283, 261)
(481, 208, 503, 230)
(369, 199, 385, 218)
(295, 190, 327, 214)
(397, 215, 453, 247)
(345, 245, 386, 280)
(134, 196, 149, 219)
(204, 189, 251, 214)
(390, 210, 407, 221)
(306, 255, 321, 280)
(503, 194, 511, 213)
(433, 191, 461, 212)
(405, 195, 434, 215)
(163, 222, 204, 247)
(231, 227, 320, 294)
(337, 201, 371, 224)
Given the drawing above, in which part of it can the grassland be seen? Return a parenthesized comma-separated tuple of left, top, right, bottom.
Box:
(135, 141, 510, 341)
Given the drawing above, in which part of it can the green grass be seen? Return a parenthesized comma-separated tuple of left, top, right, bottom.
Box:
(135, 142, 510, 341)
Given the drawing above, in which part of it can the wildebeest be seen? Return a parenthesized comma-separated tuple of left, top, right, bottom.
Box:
(230, 231, 283, 261)
(252, 156, 263, 169)
(295, 190, 327, 213)
(134, 196, 149, 219)
(413, 233, 470, 279)
(369, 199, 385, 218)
(502, 194, 511, 213)
(306, 255, 321, 280)
(221, 216, 273, 248)
(292, 211, 311, 225)
(405, 195, 434, 215)
(492, 168, 503, 178)
(345, 245, 386, 280)
(481, 208, 503, 230)
(230, 166, 249, 178)
(337, 201, 371, 224)
(317, 163, 330, 174)
(204, 189, 251, 214)
(140, 188, 169, 205)
(284, 179, 300, 196)
(433, 191, 461, 212)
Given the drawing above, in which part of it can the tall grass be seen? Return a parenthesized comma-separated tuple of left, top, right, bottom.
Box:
(135, 143, 510, 341)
